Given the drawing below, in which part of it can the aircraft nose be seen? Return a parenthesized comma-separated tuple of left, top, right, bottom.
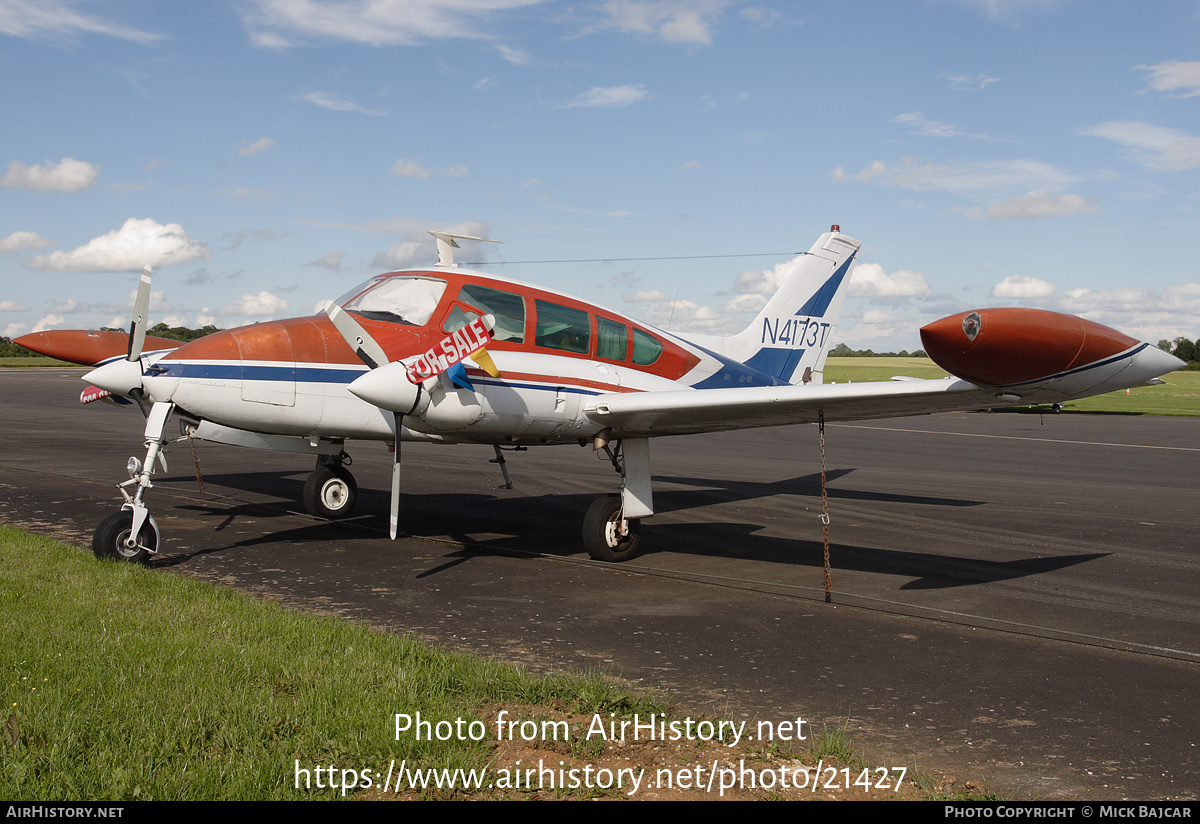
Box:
(920, 308, 1140, 386)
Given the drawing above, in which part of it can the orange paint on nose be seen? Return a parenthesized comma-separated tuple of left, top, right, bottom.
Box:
(14, 330, 180, 367)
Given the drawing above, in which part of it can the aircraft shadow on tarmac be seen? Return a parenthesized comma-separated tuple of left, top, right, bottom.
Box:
(155, 469, 1105, 590)
(650, 467, 985, 510)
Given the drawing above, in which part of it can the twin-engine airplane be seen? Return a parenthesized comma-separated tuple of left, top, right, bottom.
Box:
(17, 227, 1184, 565)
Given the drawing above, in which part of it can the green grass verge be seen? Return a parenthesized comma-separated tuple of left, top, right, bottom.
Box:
(0, 525, 660, 800)
(0, 357, 77, 368)
(825, 357, 1200, 416)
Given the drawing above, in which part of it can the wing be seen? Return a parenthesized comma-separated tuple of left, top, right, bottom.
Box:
(583, 378, 996, 437)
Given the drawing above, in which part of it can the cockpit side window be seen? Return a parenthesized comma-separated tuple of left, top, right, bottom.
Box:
(596, 317, 628, 361)
(341, 277, 447, 326)
(534, 299, 591, 355)
(632, 328, 663, 366)
(452, 284, 526, 343)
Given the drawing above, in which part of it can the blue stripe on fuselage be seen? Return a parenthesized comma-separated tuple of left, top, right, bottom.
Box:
(688, 347, 788, 390)
(153, 361, 608, 396)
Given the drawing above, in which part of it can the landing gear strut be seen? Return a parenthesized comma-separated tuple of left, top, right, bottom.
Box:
(303, 455, 358, 520)
(93, 400, 174, 564)
(583, 435, 652, 562)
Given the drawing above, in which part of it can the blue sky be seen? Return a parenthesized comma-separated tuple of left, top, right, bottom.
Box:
(2, 0, 1198, 351)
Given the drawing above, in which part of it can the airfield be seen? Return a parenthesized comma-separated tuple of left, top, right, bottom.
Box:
(2, 368, 1197, 800)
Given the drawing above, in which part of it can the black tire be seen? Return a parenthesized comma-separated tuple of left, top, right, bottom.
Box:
(582, 493, 642, 562)
(92, 510, 157, 565)
(303, 465, 358, 519)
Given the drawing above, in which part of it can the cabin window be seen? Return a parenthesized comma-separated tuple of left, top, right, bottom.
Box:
(534, 300, 590, 354)
(632, 328, 663, 366)
(452, 284, 526, 343)
(341, 276, 446, 327)
(596, 317, 628, 361)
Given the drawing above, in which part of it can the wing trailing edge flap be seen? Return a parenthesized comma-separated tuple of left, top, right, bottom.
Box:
(583, 378, 991, 437)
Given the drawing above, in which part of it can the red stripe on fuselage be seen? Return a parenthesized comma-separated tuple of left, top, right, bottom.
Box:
(165, 269, 702, 383)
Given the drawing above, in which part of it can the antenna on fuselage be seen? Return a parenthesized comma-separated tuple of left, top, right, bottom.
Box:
(428, 230, 503, 267)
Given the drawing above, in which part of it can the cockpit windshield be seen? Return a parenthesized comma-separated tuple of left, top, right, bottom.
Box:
(335, 276, 447, 327)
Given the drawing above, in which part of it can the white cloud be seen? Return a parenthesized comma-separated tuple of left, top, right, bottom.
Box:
(941, 72, 1000, 92)
(991, 275, 1055, 299)
(848, 263, 933, 298)
(2, 157, 99, 191)
(31, 314, 64, 333)
(3, 322, 28, 337)
(1136, 61, 1200, 98)
(306, 251, 346, 271)
(1081, 121, 1200, 171)
(0, 0, 161, 43)
(623, 289, 671, 303)
(833, 157, 1077, 196)
(561, 84, 650, 108)
(495, 44, 528, 65)
(597, 0, 730, 46)
(220, 291, 290, 317)
(966, 192, 1098, 220)
(50, 298, 89, 313)
(0, 300, 29, 311)
(240, 0, 546, 48)
(390, 158, 469, 178)
(629, 296, 727, 333)
(368, 220, 492, 269)
(1054, 284, 1200, 343)
(0, 231, 54, 253)
(893, 112, 1005, 141)
(28, 218, 210, 272)
(372, 241, 428, 270)
(299, 92, 385, 116)
(238, 137, 276, 156)
(739, 6, 789, 28)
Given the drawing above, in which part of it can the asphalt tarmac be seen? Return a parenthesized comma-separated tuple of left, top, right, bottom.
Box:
(2, 368, 1197, 800)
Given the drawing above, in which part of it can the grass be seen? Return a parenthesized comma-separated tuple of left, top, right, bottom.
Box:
(0, 357, 76, 368)
(0, 525, 662, 800)
(825, 357, 1200, 417)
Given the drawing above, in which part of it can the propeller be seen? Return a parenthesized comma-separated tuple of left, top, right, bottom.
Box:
(127, 265, 152, 362)
(323, 301, 412, 539)
(322, 299, 496, 539)
(85, 265, 155, 399)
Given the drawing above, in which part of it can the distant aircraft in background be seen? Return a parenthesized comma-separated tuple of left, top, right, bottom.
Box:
(18, 226, 1184, 564)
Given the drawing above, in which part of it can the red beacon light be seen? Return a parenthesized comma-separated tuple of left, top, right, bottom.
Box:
(830, 224, 840, 232)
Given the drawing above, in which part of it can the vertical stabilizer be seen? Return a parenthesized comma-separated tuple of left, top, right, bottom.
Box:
(716, 228, 860, 385)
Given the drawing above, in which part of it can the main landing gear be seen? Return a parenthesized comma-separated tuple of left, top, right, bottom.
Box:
(582, 493, 641, 562)
(583, 435, 652, 563)
(302, 455, 358, 520)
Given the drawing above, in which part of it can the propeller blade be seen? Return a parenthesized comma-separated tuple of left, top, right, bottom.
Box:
(323, 299, 390, 369)
(390, 413, 402, 540)
(127, 265, 152, 362)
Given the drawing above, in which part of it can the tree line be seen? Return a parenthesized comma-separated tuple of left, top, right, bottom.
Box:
(829, 343, 927, 358)
(1158, 337, 1200, 369)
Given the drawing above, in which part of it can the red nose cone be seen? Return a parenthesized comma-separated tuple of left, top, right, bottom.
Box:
(13, 330, 181, 367)
(920, 308, 1139, 386)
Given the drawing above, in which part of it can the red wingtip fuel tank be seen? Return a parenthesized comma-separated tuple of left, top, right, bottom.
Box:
(920, 308, 1140, 387)
(13, 329, 182, 367)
